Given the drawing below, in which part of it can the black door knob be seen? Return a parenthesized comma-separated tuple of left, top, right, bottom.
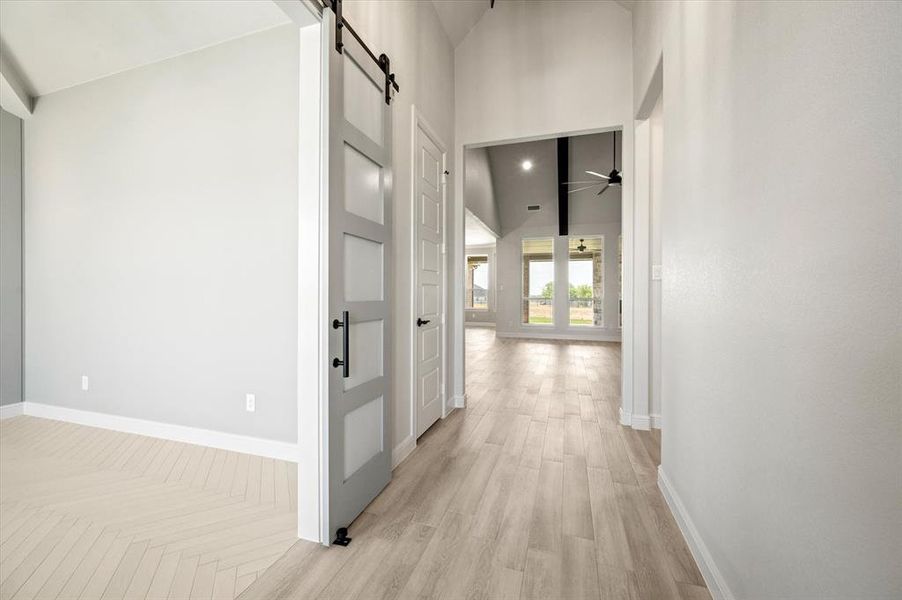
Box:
(417, 317, 431, 327)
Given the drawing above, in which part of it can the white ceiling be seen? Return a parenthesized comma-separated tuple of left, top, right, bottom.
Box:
(430, 0, 489, 47)
(0, 1, 290, 97)
(465, 210, 498, 246)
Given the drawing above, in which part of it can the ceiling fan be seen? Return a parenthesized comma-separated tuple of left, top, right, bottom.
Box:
(565, 130, 622, 197)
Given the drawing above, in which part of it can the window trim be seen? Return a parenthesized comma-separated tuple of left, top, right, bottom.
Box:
(567, 235, 605, 329)
(465, 253, 491, 311)
(521, 236, 555, 327)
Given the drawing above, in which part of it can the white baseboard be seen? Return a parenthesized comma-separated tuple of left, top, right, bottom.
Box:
(620, 407, 654, 431)
(392, 435, 416, 469)
(618, 406, 631, 426)
(496, 330, 621, 343)
(658, 467, 735, 600)
(451, 394, 466, 409)
(631, 414, 651, 430)
(21, 402, 299, 462)
(0, 403, 24, 420)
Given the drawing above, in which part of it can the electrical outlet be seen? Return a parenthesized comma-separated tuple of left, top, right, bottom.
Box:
(246, 394, 256, 413)
(81, 375, 89, 391)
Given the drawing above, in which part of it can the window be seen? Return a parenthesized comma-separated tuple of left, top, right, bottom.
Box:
(465, 255, 489, 309)
(521, 238, 554, 325)
(568, 236, 603, 326)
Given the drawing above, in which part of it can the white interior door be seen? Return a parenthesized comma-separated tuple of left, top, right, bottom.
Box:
(325, 11, 392, 543)
(414, 123, 445, 438)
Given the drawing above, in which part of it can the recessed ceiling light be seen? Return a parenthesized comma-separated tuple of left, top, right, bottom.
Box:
(521, 160, 533, 171)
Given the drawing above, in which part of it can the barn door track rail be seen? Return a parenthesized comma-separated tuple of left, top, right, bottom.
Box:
(323, 0, 400, 104)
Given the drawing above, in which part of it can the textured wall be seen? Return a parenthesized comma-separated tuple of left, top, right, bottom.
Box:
(633, 1, 902, 596)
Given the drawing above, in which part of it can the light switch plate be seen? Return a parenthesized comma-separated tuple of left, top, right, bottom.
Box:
(652, 265, 663, 280)
(246, 394, 256, 413)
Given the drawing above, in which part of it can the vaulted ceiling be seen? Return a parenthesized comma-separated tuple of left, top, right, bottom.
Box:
(0, 1, 289, 99)
(430, 0, 489, 47)
(486, 131, 622, 235)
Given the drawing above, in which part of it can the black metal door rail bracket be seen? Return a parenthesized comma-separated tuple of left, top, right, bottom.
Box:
(323, 0, 400, 105)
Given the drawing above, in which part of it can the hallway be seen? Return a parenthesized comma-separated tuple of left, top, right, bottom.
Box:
(241, 329, 708, 599)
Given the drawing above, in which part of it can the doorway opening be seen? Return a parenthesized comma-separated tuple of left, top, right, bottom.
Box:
(459, 128, 626, 433)
(628, 56, 664, 433)
(461, 130, 624, 342)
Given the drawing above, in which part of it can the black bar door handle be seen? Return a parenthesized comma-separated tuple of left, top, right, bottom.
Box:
(332, 310, 349, 377)
(417, 317, 430, 327)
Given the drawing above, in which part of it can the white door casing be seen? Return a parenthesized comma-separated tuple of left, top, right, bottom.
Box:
(414, 120, 446, 438)
(325, 10, 392, 543)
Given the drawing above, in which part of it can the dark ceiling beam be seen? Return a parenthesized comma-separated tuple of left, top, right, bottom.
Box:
(558, 137, 569, 237)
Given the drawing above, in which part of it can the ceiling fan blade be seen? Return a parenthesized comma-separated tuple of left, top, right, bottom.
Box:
(596, 184, 610, 196)
(564, 180, 602, 185)
(568, 184, 603, 194)
(586, 170, 610, 180)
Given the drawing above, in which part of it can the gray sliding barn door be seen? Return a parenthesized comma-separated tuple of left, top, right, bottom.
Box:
(324, 10, 392, 544)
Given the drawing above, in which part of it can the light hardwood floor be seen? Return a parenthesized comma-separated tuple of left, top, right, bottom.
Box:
(238, 328, 709, 600)
(0, 417, 297, 599)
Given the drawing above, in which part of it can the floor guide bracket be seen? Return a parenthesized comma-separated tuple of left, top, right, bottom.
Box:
(333, 527, 352, 546)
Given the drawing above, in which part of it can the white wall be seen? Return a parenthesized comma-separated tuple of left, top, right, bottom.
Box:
(0, 107, 22, 406)
(454, 0, 634, 396)
(648, 94, 663, 423)
(340, 0, 456, 453)
(633, 1, 902, 597)
(24, 25, 300, 442)
(464, 147, 500, 236)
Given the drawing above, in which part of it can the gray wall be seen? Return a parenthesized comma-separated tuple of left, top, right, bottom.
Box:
(0, 107, 22, 406)
(464, 147, 500, 235)
(633, 1, 901, 597)
(487, 133, 622, 340)
(23, 26, 299, 442)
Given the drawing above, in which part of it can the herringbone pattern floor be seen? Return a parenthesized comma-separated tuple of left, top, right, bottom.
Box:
(0, 417, 297, 600)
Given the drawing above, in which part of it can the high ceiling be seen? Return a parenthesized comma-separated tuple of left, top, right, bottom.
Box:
(0, 1, 290, 98)
(465, 210, 498, 246)
(486, 131, 622, 234)
(430, 1, 633, 48)
(430, 0, 489, 47)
